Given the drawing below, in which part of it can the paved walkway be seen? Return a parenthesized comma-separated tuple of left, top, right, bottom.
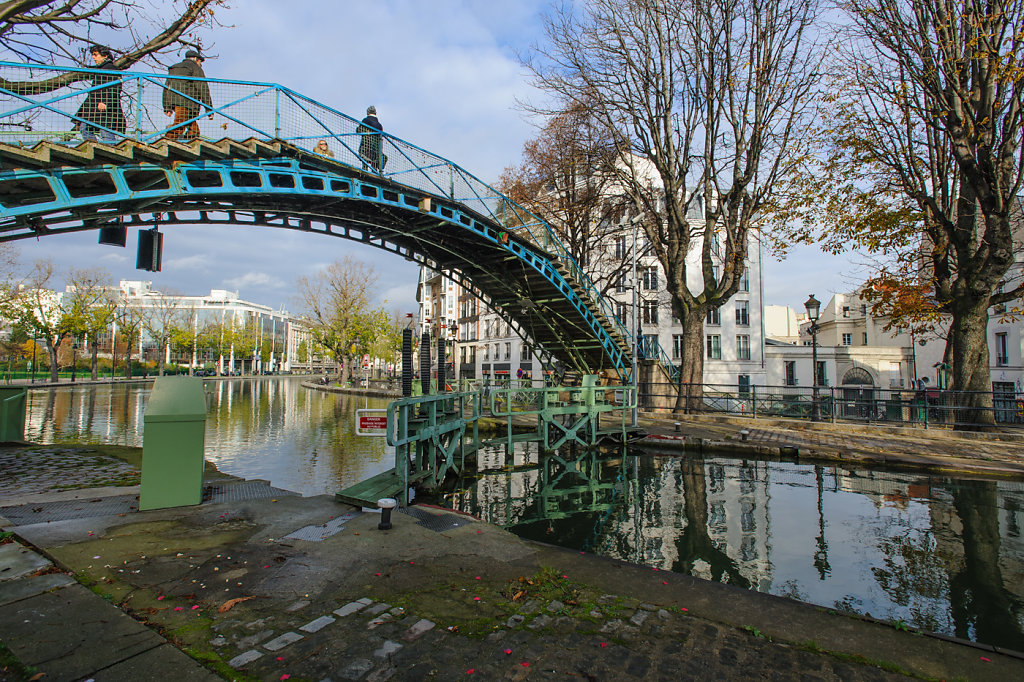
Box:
(637, 413, 1024, 477)
(1, 443, 1022, 680)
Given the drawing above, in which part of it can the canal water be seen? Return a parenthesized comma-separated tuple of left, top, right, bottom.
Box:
(21, 378, 1024, 651)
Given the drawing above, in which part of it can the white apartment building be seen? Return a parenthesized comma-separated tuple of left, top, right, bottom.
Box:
(113, 280, 310, 374)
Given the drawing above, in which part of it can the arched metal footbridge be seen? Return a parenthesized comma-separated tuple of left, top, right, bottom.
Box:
(0, 62, 634, 377)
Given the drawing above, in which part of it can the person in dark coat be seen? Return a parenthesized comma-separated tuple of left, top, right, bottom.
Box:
(163, 49, 214, 142)
(357, 105, 387, 171)
(74, 45, 126, 143)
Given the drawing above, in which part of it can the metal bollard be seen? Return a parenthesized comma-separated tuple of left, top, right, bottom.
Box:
(377, 498, 397, 530)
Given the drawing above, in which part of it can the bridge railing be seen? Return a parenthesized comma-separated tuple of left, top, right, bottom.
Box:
(0, 61, 634, 369)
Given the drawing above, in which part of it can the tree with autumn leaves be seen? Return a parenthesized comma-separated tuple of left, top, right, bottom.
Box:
(798, 0, 1024, 427)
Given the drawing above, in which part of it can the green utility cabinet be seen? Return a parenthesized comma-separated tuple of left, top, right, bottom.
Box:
(0, 386, 26, 442)
(140, 376, 207, 511)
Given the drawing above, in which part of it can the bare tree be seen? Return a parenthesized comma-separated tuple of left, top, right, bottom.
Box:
(14, 259, 74, 381)
(0, 0, 227, 93)
(805, 0, 1024, 427)
(65, 267, 116, 380)
(296, 256, 380, 384)
(114, 294, 144, 378)
(142, 289, 180, 375)
(525, 0, 822, 410)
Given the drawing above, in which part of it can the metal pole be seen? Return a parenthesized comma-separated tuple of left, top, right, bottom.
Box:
(811, 323, 820, 421)
(631, 217, 639, 428)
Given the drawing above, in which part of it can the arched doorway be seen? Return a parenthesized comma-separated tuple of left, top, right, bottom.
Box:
(841, 367, 875, 419)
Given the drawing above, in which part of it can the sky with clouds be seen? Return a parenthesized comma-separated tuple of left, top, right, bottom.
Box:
(13, 0, 856, 315)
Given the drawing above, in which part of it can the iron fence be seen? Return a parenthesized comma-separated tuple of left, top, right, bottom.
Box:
(637, 381, 1024, 429)
(0, 61, 637, 375)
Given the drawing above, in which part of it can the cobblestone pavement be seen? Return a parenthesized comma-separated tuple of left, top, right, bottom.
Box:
(214, 592, 908, 681)
(0, 444, 138, 497)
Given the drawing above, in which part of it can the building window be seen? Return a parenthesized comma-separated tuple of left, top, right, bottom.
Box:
(642, 299, 659, 325)
(711, 235, 721, 257)
(672, 334, 684, 360)
(736, 335, 750, 360)
(521, 344, 531, 361)
(842, 306, 850, 318)
(504, 342, 511, 360)
(739, 269, 749, 292)
(642, 266, 659, 291)
(614, 236, 628, 259)
(860, 303, 867, 316)
(862, 332, 868, 345)
(842, 333, 852, 346)
(816, 360, 828, 386)
(706, 308, 721, 325)
(738, 374, 751, 397)
(483, 345, 489, 360)
(996, 332, 1009, 366)
(735, 300, 749, 326)
(784, 361, 796, 386)
(614, 274, 627, 294)
(706, 335, 721, 359)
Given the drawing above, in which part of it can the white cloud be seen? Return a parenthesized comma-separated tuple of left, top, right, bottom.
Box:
(223, 271, 286, 292)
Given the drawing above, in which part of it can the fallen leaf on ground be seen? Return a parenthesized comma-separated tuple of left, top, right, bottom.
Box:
(218, 596, 257, 613)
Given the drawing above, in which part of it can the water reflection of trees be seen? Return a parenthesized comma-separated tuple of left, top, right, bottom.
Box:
(949, 480, 1024, 649)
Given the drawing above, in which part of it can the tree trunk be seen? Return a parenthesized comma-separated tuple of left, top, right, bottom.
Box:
(90, 341, 99, 381)
(673, 312, 705, 413)
(46, 341, 59, 382)
(126, 349, 134, 379)
(948, 300, 994, 429)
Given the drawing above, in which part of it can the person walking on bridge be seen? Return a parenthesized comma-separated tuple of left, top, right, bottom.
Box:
(74, 44, 126, 143)
(163, 49, 214, 142)
(358, 105, 387, 171)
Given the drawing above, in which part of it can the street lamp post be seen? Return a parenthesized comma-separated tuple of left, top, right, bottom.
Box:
(805, 294, 821, 421)
(630, 215, 640, 428)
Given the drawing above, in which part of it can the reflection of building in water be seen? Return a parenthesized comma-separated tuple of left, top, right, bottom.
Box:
(703, 459, 773, 591)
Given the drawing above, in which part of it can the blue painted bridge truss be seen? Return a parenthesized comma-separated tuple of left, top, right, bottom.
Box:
(0, 61, 633, 376)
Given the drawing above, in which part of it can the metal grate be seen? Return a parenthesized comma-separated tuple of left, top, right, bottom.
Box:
(0, 495, 136, 525)
(399, 506, 471, 533)
(282, 510, 362, 542)
(202, 481, 298, 504)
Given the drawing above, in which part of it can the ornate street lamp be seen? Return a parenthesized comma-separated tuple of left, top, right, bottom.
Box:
(804, 294, 821, 421)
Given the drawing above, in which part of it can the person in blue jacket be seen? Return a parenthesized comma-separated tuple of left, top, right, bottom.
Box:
(358, 105, 387, 171)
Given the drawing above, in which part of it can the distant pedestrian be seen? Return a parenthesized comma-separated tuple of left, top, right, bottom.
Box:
(163, 49, 214, 142)
(74, 44, 126, 143)
(314, 139, 334, 157)
(357, 105, 387, 171)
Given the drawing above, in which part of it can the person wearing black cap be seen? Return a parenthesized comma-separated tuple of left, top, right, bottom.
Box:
(357, 105, 387, 171)
(163, 49, 214, 142)
(74, 44, 126, 143)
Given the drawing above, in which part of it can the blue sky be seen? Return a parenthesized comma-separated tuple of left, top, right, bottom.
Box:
(13, 0, 855, 314)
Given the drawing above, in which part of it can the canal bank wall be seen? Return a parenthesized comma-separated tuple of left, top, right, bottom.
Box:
(1, 442, 1021, 681)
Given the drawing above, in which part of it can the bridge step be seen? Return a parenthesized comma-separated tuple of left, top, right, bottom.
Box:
(335, 468, 430, 508)
(0, 137, 286, 170)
